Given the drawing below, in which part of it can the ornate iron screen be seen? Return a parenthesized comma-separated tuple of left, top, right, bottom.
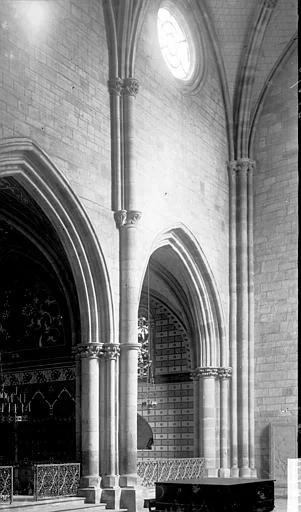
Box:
(0, 466, 13, 503)
(34, 463, 80, 500)
(137, 457, 206, 487)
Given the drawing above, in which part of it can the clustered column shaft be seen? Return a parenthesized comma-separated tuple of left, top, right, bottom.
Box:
(228, 158, 256, 478)
(109, 77, 141, 489)
(192, 366, 232, 476)
(76, 343, 102, 503)
(102, 344, 120, 488)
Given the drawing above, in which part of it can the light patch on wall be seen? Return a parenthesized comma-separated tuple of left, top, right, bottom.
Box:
(26, 1, 47, 27)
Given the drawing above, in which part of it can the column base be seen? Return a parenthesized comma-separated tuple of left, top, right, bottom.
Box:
(230, 467, 239, 477)
(77, 476, 101, 503)
(218, 468, 231, 478)
(206, 468, 218, 477)
(102, 475, 119, 488)
(101, 487, 121, 509)
(120, 488, 138, 512)
(119, 474, 137, 488)
(251, 468, 258, 478)
(239, 467, 252, 478)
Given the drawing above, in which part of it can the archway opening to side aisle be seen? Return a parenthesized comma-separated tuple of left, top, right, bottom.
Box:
(0, 177, 80, 495)
(137, 246, 195, 466)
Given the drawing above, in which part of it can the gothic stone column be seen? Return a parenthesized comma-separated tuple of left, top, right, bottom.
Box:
(101, 344, 121, 509)
(218, 367, 232, 477)
(228, 161, 239, 478)
(77, 343, 103, 504)
(236, 158, 254, 477)
(116, 209, 141, 490)
(192, 367, 219, 476)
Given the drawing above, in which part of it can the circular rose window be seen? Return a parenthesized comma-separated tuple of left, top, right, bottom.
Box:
(157, 4, 195, 81)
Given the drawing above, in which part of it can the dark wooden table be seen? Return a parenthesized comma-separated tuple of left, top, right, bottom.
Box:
(155, 478, 274, 511)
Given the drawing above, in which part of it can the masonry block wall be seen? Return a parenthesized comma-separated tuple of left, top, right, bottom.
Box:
(253, 47, 298, 479)
(0, 0, 121, 310)
(1, 0, 230, 336)
(135, 1, 229, 319)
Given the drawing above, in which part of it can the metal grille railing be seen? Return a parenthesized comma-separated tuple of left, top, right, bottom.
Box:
(0, 466, 13, 503)
(137, 457, 206, 487)
(34, 463, 80, 500)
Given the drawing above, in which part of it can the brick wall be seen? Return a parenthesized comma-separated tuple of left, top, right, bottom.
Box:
(253, 47, 298, 479)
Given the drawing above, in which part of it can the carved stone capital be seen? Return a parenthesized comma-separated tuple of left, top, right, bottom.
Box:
(218, 367, 232, 379)
(114, 209, 127, 228)
(125, 210, 142, 226)
(114, 209, 142, 228)
(236, 158, 255, 174)
(121, 77, 139, 97)
(103, 344, 120, 360)
(191, 367, 219, 379)
(73, 343, 104, 359)
(108, 77, 123, 95)
(227, 160, 238, 174)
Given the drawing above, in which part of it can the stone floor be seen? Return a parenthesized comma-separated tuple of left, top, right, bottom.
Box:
(274, 497, 287, 511)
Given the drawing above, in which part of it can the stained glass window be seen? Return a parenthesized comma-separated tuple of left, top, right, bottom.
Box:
(157, 6, 193, 80)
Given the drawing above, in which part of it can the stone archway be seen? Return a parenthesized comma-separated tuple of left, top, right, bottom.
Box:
(0, 138, 115, 500)
(138, 225, 231, 476)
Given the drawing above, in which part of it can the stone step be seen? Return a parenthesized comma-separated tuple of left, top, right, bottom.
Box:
(0, 496, 127, 512)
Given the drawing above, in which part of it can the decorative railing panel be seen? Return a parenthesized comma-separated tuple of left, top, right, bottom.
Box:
(0, 466, 13, 503)
(34, 463, 80, 500)
(137, 458, 206, 487)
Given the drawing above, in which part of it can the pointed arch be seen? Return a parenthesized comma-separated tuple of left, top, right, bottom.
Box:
(142, 224, 227, 368)
(0, 137, 114, 345)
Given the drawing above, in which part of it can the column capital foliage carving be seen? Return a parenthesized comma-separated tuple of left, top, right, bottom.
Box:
(103, 343, 120, 360)
(227, 160, 238, 174)
(218, 367, 233, 379)
(108, 77, 123, 95)
(107, 77, 140, 97)
(228, 159, 256, 174)
(121, 77, 139, 97)
(114, 209, 142, 228)
(73, 343, 104, 359)
(191, 367, 220, 379)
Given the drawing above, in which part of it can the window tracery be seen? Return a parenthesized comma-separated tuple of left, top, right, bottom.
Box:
(157, 6, 193, 80)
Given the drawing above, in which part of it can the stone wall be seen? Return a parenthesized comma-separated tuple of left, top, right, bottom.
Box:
(253, 46, 298, 480)
(134, 1, 229, 320)
(0, 0, 229, 339)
